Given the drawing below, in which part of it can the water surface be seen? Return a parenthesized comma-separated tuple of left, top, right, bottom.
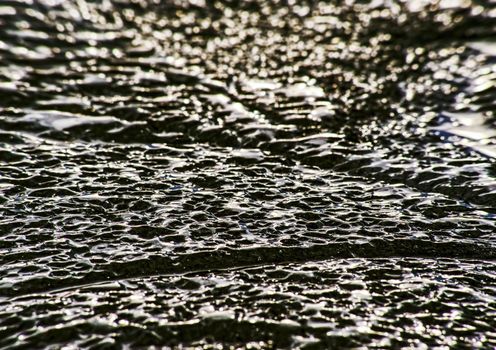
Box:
(0, 0, 496, 348)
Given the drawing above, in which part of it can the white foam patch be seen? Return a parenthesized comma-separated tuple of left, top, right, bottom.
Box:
(242, 79, 281, 91)
(436, 125, 496, 140)
(21, 111, 122, 131)
(231, 149, 264, 160)
(468, 41, 496, 56)
(280, 83, 326, 98)
(441, 111, 487, 127)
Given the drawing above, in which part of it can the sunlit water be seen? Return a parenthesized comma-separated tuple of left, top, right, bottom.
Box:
(0, 0, 496, 348)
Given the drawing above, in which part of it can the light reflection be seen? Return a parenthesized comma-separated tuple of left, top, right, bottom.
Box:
(0, 0, 495, 348)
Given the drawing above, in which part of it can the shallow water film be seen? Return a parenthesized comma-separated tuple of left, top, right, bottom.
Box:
(1, 0, 496, 348)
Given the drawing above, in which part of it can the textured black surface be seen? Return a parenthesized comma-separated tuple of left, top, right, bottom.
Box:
(0, 0, 495, 348)
(3, 258, 496, 349)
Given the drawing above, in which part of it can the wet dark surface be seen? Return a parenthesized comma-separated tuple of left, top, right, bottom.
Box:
(0, 0, 496, 348)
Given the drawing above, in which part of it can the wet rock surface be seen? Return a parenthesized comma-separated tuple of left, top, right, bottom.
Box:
(0, 0, 495, 348)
